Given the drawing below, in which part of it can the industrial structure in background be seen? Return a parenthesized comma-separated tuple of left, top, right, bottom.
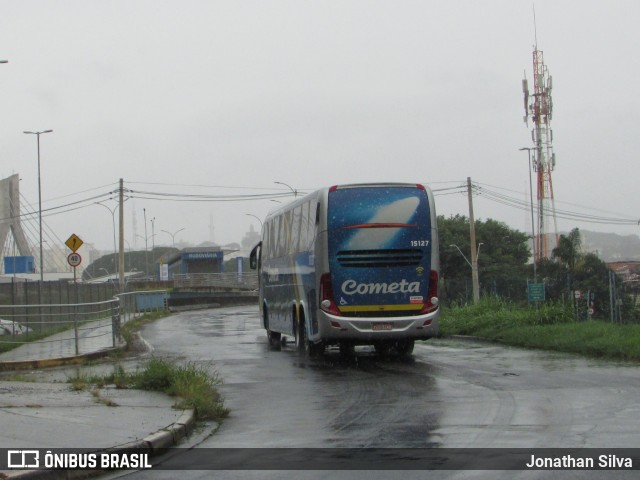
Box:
(522, 31, 559, 261)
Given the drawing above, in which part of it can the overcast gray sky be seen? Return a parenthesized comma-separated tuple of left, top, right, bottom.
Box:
(1, 0, 639, 254)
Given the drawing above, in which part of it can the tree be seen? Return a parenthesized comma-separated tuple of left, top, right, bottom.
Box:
(438, 215, 531, 303)
(573, 253, 611, 318)
(552, 228, 582, 273)
(538, 228, 615, 319)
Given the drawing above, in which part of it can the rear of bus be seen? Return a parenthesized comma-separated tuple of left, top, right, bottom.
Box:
(315, 183, 439, 347)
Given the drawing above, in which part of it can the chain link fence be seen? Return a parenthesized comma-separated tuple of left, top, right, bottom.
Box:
(441, 268, 640, 323)
(0, 283, 168, 357)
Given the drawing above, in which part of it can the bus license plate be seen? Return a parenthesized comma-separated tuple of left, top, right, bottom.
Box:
(372, 322, 393, 331)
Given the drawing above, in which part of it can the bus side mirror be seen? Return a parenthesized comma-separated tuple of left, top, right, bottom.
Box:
(249, 242, 262, 270)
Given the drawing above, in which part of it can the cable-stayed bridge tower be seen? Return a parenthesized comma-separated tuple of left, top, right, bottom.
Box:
(0, 174, 33, 263)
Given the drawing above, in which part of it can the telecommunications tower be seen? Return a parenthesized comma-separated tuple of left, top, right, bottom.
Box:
(522, 31, 558, 261)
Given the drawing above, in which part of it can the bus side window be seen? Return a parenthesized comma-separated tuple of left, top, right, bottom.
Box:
(280, 211, 291, 257)
(290, 205, 300, 254)
(267, 221, 275, 260)
(274, 216, 283, 258)
(300, 201, 310, 251)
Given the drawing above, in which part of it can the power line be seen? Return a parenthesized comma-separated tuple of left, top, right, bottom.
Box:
(474, 183, 638, 227)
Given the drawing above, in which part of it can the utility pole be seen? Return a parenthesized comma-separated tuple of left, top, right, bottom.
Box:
(118, 178, 125, 292)
(519, 147, 538, 282)
(467, 177, 480, 304)
(143, 208, 149, 276)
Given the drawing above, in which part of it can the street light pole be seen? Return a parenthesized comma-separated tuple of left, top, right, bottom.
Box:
(450, 244, 472, 268)
(23, 129, 53, 287)
(519, 147, 538, 282)
(95, 202, 118, 274)
(245, 213, 263, 228)
(450, 243, 483, 304)
(161, 228, 185, 248)
(274, 181, 297, 197)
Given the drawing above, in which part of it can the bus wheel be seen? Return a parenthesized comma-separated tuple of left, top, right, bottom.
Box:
(294, 317, 306, 353)
(395, 339, 415, 357)
(339, 341, 355, 357)
(307, 340, 325, 357)
(374, 341, 391, 357)
(267, 330, 281, 350)
(264, 306, 281, 349)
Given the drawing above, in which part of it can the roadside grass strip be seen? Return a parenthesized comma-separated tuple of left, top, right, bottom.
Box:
(441, 298, 640, 362)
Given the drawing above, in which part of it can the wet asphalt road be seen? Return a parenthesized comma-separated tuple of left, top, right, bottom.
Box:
(111, 305, 640, 479)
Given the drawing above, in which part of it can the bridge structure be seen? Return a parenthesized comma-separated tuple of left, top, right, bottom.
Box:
(154, 272, 258, 309)
(0, 175, 33, 266)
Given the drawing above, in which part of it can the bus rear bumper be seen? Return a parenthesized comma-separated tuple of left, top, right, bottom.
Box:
(314, 309, 440, 344)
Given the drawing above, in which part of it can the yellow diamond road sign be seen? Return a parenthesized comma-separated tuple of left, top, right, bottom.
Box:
(65, 234, 84, 253)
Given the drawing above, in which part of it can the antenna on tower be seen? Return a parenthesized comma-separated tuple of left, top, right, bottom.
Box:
(522, 71, 529, 126)
(521, 9, 559, 262)
(533, 3, 538, 48)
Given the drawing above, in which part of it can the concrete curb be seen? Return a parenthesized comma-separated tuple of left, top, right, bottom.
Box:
(2, 409, 197, 480)
(0, 347, 124, 372)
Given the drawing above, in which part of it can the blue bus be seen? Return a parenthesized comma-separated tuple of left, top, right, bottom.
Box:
(249, 183, 439, 356)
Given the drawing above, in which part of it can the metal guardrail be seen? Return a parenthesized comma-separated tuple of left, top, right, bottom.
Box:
(173, 272, 258, 290)
(0, 290, 168, 357)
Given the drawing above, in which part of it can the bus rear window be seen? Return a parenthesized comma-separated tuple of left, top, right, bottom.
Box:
(328, 186, 430, 251)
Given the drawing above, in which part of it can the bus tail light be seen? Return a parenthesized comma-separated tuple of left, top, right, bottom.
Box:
(420, 270, 439, 314)
(320, 273, 341, 316)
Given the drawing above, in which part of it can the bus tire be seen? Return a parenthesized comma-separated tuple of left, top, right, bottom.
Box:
(264, 305, 281, 349)
(294, 313, 306, 354)
(307, 340, 325, 357)
(394, 339, 415, 357)
(339, 341, 355, 357)
(267, 330, 282, 349)
(374, 341, 391, 357)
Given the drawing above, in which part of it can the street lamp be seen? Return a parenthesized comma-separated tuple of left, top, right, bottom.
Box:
(23, 129, 53, 287)
(274, 181, 297, 197)
(519, 147, 538, 282)
(450, 244, 471, 268)
(95, 202, 118, 274)
(245, 214, 263, 228)
(450, 243, 483, 304)
(161, 227, 185, 248)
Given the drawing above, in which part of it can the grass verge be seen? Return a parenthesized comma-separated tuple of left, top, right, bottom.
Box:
(69, 357, 229, 421)
(440, 297, 640, 362)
